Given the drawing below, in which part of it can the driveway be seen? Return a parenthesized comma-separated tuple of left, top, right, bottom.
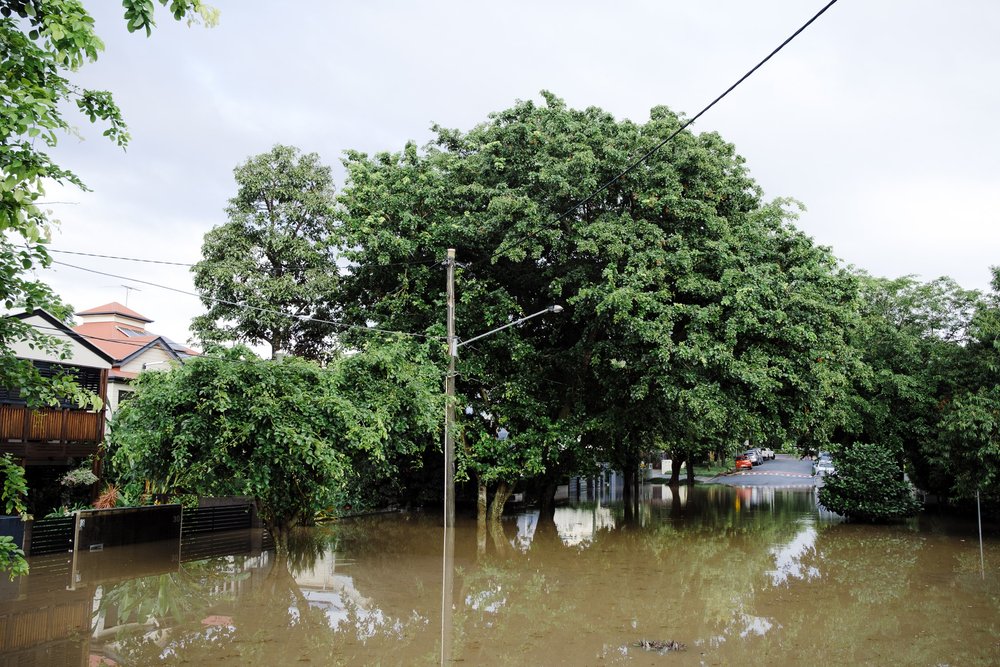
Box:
(706, 453, 817, 487)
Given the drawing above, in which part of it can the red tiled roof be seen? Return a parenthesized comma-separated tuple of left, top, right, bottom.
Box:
(76, 301, 152, 323)
(73, 321, 166, 362)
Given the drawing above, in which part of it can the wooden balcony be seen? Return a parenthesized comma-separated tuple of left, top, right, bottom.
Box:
(0, 404, 105, 462)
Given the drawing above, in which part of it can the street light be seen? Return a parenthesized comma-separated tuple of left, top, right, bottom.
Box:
(442, 249, 563, 527)
(440, 248, 563, 667)
(456, 304, 564, 350)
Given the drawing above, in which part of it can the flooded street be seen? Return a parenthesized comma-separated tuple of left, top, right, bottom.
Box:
(2, 486, 998, 666)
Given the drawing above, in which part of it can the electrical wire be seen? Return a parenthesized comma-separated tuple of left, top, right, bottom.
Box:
(553, 0, 840, 225)
(49, 260, 443, 341)
(476, 0, 841, 266)
(28, 322, 279, 367)
(47, 248, 442, 270)
(48, 249, 194, 266)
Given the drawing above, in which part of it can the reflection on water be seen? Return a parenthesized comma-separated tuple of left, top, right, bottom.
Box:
(2, 486, 998, 666)
(766, 520, 820, 586)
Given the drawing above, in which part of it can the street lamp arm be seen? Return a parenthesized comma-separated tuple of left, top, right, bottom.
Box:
(456, 305, 563, 350)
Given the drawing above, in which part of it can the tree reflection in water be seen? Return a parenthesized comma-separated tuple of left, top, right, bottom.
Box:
(68, 488, 1000, 665)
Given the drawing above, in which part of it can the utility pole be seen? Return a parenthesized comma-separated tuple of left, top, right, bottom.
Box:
(444, 248, 456, 527)
(441, 248, 457, 666)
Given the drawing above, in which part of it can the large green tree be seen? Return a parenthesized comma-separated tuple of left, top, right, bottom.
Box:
(828, 271, 1000, 510)
(106, 343, 440, 550)
(192, 145, 341, 360)
(935, 266, 1000, 508)
(335, 93, 860, 521)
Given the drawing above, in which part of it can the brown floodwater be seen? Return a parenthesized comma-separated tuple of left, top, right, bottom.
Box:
(2, 485, 998, 666)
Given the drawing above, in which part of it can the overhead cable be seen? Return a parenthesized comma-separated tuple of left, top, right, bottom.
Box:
(550, 0, 840, 225)
(50, 260, 442, 341)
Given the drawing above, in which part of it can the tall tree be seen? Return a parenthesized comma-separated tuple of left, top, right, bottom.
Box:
(935, 266, 1000, 508)
(192, 145, 341, 360)
(838, 273, 980, 495)
(335, 93, 860, 521)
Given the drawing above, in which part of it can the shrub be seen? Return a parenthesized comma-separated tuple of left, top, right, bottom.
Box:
(818, 443, 920, 521)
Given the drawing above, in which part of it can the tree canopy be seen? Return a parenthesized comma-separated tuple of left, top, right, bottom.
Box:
(106, 342, 440, 549)
(192, 144, 341, 360)
(335, 92, 861, 517)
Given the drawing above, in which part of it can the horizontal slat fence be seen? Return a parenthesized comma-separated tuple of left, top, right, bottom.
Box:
(27, 516, 75, 556)
(181, 504, 254, 534)
(20, 503, 268, 558)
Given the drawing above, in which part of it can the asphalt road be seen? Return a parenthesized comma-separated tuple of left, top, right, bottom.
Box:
(707, 453, 817, 487)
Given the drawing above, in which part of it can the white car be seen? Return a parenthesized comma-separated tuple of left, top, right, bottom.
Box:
(759, 447, 775, 461)
(813, 458, 835, 476)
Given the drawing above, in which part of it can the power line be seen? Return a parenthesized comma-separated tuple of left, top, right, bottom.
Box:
(478, 0, 842, 266)
(49, 249, 194, 266)
(49, 260, 442, 341)
(48, 248, 442, 270)
(29, 323, 277, 368)
(31, 323, 193, 354)
(554, 0, 840, 224)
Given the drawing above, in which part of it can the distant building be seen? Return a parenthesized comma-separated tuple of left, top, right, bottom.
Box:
(72, 302, 197, 415)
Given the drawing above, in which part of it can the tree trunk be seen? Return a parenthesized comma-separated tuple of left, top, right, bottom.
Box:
(623, 454, 640, 524)
(488, 482, 514, 554)
(669, 454, 684, 486)
(686, 456, 696, 485)
(489, 482, 514, 524)
(538, 478, 557, 521)
(476, 478, 488, 557)
(265, 518, 290, 555)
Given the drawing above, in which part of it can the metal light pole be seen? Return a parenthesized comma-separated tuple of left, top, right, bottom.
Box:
(444, 249, 457, 528)
(442, 249, 562, 525)
(440, 248, 562, 666)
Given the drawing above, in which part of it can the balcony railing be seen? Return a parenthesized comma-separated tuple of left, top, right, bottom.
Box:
(0, 404, 104, 459)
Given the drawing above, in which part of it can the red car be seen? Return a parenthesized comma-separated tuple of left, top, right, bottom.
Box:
(734, 455, 753, 470)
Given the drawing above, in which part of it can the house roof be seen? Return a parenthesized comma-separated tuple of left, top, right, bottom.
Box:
(75, 301, 153, 323)
(72, 321, 181, 364)
(11, 309, 115, 367)
(71, 301, 199, 366)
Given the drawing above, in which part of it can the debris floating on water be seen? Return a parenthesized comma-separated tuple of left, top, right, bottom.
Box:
(633, 639, 687, 653)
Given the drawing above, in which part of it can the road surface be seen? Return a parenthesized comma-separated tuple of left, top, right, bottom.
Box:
(707, 453, 817, 487)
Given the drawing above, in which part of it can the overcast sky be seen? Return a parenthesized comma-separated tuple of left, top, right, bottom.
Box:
(38, 0, 1000, 346)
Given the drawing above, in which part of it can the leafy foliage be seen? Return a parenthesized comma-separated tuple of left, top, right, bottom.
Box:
(0, 454, 28, 579)
(335, 93, 861, 513)
(0, 0, 214, 577)
(818, 443, 920, 521)
(192, 145, 341, 359)
(106, 343, 439, 548)
(60, 465, 98, 487)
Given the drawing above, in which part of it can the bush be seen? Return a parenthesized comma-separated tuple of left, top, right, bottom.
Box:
(818, 443, 920, 521)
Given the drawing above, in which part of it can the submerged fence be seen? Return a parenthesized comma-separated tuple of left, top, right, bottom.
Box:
(7, 502, 264, 558)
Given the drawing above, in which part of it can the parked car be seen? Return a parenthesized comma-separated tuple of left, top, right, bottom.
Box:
(744, 449, 760, 465)
(813, 458, 835, 476)
(759, 447, 775, 461)
(735, 455, 753, 470)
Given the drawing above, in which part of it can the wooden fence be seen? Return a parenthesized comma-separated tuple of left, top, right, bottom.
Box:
(0, 405, 103, 460)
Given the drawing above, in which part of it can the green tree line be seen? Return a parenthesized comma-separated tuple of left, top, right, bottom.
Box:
(3, 2, 998, 573)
